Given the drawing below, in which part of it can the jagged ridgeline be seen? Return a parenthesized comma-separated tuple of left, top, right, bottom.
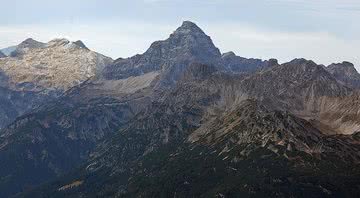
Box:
(0, 21, 359, 198)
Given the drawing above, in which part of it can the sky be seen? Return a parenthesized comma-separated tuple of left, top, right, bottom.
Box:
(0, 0, 359, 68)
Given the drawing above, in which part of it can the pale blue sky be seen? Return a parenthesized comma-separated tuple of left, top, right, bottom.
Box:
(1, 0, 359, 68)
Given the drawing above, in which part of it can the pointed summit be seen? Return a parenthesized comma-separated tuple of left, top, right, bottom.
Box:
(173, 21, 206, 35)
(104, 21, 221, 82)
(18, 38, 45, 49)
(73, 40, 89, 50)
(10, 38, 45, 57)
(165, 21, 220, 58)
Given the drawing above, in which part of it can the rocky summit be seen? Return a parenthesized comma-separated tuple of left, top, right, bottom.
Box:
(0, 21, 359, 198)
(0, 38, 112, 91)
(327, 61, 360, 89)
(0, 38, 112, 130)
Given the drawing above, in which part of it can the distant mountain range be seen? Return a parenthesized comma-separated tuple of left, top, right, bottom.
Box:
(0, 21, 359, 198)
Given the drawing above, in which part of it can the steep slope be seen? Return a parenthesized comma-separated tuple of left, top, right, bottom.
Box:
(0, 68, 53, 131)
(18, 64, 225, 197)
(126, 100, 359, 198)
(0, 38, 112, 91)
(9, 38, 45, 57)
(327, 61, 360, 89)
(23, 99, 360, 197)
(2, 21, 360, 197)
(0, 21, 232, 197)
(235, 58, 360, 135)
(0, 57, 355, 197)
(0, 38, 112, 130)
(21, 62, 360, 197)
(312, 92, 360, 134)
(238, 59, 349, 111)
(102, 21, 222, 88)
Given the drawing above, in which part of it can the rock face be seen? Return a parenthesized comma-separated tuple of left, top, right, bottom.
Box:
(313, 92, 360, 135)
(327, 61, 360, 89)
(22, 76, 359, 197)
(1, 21, 360, 197)
(102, 21, 272, 87)
(0, 22, 276, 197)
(235, 59, 355, 132)
(9, 38, 45, 57)
(221, 51, 275, 73)
(0, 68, 53, 131)
(102, 21, 222, 89)
(0, 38, 112, 91)
(0, 38, 113, 130)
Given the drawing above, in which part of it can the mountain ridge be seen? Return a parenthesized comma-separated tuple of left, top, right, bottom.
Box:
(327, 61, 360, 89)
(0, 21, 359, 197)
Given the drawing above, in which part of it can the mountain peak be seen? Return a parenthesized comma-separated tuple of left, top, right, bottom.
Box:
(18, 38, 44, 49)
(9, 38, 44, 57)
(20, 38, 37, 44)
(328, 61, 357, 72)
(339, 61, 354, 67)
(169, 21, 211, 41)
(73, 40, 89, 50)
(221, 51, 236, 58)
(288, 58, 317, 66)
(21, 38, 36, 43)
(175, 21, 205, 34)
(326, 61, 360, 88)
(103, 21, 221, 81)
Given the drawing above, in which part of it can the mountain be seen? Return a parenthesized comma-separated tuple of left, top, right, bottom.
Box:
(9, 38, 46, 57)
(0, 51, 6, 58)
(102, 21, 270, 87)
(0, 22, 279, 197)
(0, 38, 112, 130)
(0, 38, 112, 91)
(1, 21, 360, 197)
(312, 92, 360, 135)
(19, 61, 360, 197)
(0, 46, 16, 56)
(102, 21, 222, 88)
(236, 58, 360, 135)
(21, 73, 360, 197)
(327, 61, 360, 89)
(0, 68, 53, 131)
(221, 51, 276, 73)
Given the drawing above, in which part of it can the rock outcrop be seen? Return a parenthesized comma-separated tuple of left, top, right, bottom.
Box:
(0, 38, 113, 130)
(0, 38, 112, 91)
(221, 51, 275, 73)
(327, 61, 360, 89)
